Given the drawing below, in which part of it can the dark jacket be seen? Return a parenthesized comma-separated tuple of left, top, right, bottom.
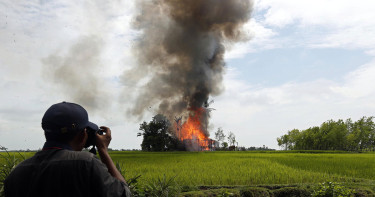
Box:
(4, 149, 131, 197)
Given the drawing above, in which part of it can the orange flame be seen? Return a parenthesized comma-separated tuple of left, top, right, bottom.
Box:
(177, 108, 210, 151)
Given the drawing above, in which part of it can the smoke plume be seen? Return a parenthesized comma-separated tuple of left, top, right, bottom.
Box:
(125, 0, 253, 132)
(42, 36, 107, 110)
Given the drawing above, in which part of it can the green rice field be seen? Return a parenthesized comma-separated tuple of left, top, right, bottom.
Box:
(2, 151, 375, 187)
(109, 151, 375, 186)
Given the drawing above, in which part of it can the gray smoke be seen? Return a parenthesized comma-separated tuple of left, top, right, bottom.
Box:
(125, 0, 253, 133)
(40, 0, 130, 112)
(42, 36, 106, 110)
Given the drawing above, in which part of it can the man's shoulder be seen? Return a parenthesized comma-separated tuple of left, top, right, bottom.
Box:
(64, 150, 96, 160)
(50, 149, 97, 162)
(28, 149, 98, 164)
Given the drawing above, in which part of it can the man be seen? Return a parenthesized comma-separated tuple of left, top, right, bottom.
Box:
(4, 102, 131, 197)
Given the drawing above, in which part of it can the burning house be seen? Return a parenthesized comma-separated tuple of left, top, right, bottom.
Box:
(175, 107, 219, 151)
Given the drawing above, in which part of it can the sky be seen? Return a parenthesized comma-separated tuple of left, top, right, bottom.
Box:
(1, 0, 375, 150)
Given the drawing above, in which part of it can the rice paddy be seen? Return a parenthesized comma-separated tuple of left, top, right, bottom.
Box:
(1, 151, 374, 187)
(108, 151, 375, 186)
(2, 150, 375, 196)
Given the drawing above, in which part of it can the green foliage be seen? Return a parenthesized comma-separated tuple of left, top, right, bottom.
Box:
(139, 114, 182, 151)
(272, 187, 311, 197)
(181, 185, 374, 197)
(312, 181, 354, 197)
(353, 188, 375, 197)
(277, 116, 375, 151)
(180, 188, 240, 197)
(239, 187, 272, 197)
(0, 147, 26, 197)
(219, 189, 236, 197)
(143, 175, 181, 197)
(109, 151, 375, 187)
(115, 161, 142, 195)
(180, 185, 199, 193)
(2, 151, 375, 196)
(221, 142, 228, 149)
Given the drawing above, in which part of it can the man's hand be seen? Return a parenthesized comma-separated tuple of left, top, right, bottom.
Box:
(96, 126, 112, 152)
(95, 126, 127, 183)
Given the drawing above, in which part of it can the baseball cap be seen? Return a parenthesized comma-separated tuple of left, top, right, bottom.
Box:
(42, 102, 99, 137)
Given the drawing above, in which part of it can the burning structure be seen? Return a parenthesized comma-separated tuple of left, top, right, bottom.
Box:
(175, 107, 220, 151)
(127, 0, 253, 151)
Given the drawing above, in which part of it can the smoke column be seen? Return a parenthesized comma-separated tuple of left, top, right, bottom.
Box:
(42, 36, 107, 110)
(125, 0, 253, 134)
(41, 1, 129, 112)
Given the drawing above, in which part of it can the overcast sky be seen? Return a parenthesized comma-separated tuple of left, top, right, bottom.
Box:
(1, 0, 375, 150)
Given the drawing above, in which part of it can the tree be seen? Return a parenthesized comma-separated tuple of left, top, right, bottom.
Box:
(227, 132, 236, 147)
(214, 127, 226, 147)
(277, 134, 290, 150)
(221, 142, 228, 149)
(352, 116, 375, 151)
(288, 129, 301, 150)
(138, 114, 181, 151)
(301, 127, 315, 150)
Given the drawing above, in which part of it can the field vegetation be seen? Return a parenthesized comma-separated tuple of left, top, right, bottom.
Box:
(2, 150, 375, 196)
(110, 151, 375, 186)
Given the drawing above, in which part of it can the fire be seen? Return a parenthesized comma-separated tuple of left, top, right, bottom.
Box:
(177, 108, 210, 151)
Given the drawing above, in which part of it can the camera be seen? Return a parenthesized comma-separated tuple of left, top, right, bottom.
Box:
(84, 127, 104, 154)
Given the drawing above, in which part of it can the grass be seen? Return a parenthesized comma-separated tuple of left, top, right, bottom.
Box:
(2, 151, 375, 196)
(108, 151, 375, 187)
(1, 151, 375, 188)
(0, 150, 30, 197)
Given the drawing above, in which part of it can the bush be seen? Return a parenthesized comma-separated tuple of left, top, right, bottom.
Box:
(240, 187, 272, 197)
(353, 188, 375, 197)
(143, 175, 181, 197)
(312, 181, 354, 197)
(180, 185, 199, 193)
(272, 187, 311, 197)
(115, 161, 142, 195)
(181, 188, 240, 197)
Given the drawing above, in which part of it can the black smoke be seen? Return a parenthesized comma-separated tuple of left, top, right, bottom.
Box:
(124, 0, 253, 135)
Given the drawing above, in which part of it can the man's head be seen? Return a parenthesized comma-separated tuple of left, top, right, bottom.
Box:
(42, 102, 99, 144)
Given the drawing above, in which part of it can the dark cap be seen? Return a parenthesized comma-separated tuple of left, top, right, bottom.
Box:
(42, 102, 98, 136)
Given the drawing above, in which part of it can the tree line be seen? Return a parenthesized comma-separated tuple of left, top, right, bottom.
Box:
(277, 116, 375, 151)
